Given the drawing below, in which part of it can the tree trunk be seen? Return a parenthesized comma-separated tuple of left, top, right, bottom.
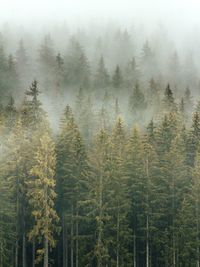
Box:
(23, 232, 26, 267)
(146, 156, 150, 267)
(172, 175, 176, 267)
(44, 238, 48, 267)
(75, 209, 79, 267)
(97, 171, 103, 267)
(32, 239, 35, 267)
(146, 214, 149, 267)
(0, 241, 2, 267)
(63, 218, 68, 267)
(116, 204, 120, 267)
(196, 198, 199, 267)
(71, 205, 74, 267)
(15, 239, 18, 267)
(133, 229, 136, 267)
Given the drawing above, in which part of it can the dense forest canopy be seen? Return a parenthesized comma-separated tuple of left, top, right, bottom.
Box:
(1, 18, 200, 267)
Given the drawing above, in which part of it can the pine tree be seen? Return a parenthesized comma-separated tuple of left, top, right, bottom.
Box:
(166, 132, 188, 266)
(129, 82, 146, 113)
(0, 133, 15, 267)
(150, 114, 174, 266)
(142, 136, 159, 267)
(124, 57, 139, 88)
(21, 80, 45, 130)
(140, 41, 155, 82)
(74, 90, 94, 143)
(184, 87, 193, 112)
(125, 126, 146, 267)
(4, 96, 17, 131)
(56, 111, 88, 267)
(168, 51, 181, 88)
(55, 53, 64, 95)
(109, 118, 131, 266)
(112, 65, 123, 89)
(94, 56, 110, 88)
(147, 78, 160, 112)
(27, 130, 59, 267)
(16, 39, 28, 82)
(86, 129, 112, 267)
(187, 112, 200, 166)
(162, 84, 177, 113)
(65, 38, 90, 87)
(39, 34, 55, 69)
(3, 118, 30, 267)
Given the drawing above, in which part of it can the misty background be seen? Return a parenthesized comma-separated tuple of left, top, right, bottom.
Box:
(0, 0, 200, 133)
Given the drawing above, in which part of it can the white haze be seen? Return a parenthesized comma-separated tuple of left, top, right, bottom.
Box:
(1, 0, 200, 28)
(1, 0, 200, 130)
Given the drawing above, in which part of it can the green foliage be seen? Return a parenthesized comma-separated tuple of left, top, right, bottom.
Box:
(27, 130, 59, 264)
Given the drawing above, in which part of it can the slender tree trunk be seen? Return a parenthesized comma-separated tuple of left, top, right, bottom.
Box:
(146, 214, 149, 267)
(32, 239, 35, 267)
(133, 229, 136, 267)
(75, 209, 79, 267)
(63, 218, 68, 267)
(0, 241, 2, 267)
(196, 197, 199, 267)
(23, 232, 26, 267)
(44, 238, 48, 267)
(116, 204, 120, 267)
(71, 205, 74, 267)
(172, 175, 176, 267)
(15, 239, 18, 267)
(97, 171, 103, 267)
(164, 231, 169, 267)
(146, 156, 150, 267)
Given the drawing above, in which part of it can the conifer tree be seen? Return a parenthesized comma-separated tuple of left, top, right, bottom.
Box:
(16, 39, 29, 83)
(94, 56, 110, 88)
(162, 84, 177, 113)
(4, 96, 17, 131)
(27, 130, 59, 267)
(124, 57, 139, 88)
(147, 78, 160, 112)
(187, 112, 200, 166)
(21, 80, 45, 130)
(56, 111, 88, 267)
(184, 87, 193, 112)
(109, 118, 131, 266)
(55, 53, 64, 95)
(129, 83, 146, 113)
(65, 38, 90, 87)
(112, 65, 123, 89)
(87, 129, 112, 267)
(125, 127, 145, 267)
(0, 135, 15, 267)
(166, 132, 188, 266)
(4, 118, 30, 267)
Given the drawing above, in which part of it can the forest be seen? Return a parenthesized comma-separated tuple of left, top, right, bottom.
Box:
(1, 22, 200, 267)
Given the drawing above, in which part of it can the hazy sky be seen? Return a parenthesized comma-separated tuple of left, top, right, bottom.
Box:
(1, 0, 200, 27)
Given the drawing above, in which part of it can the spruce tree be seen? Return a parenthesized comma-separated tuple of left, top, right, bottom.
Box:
(27, 130, 59, 267)
(65, 38, 90, 87)
(162, 84, 177, 113)
(125, 127, 146, 267)
(112, 65, 123, 89)
(56, 111, 88, 267)
(87, 129, 112, 267)
(109, 118, 131, 266)
(129, 83, 146, 113)
(94, 56, 110, 88)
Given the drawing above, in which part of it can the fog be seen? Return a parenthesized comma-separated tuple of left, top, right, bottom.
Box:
(1, 0, 200, 27)
(1, 0, 200, 132)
